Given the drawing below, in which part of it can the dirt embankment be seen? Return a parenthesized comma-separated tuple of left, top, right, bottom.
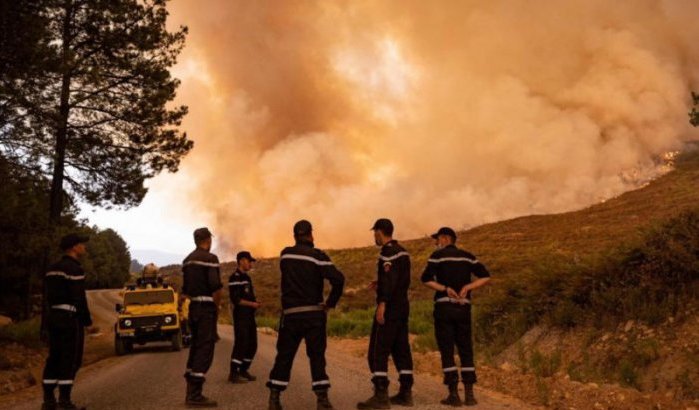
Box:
(0, 290, 119, 397)
(329, 307, 699, 410)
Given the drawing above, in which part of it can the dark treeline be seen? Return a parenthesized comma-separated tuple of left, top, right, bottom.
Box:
(0, 155, 132, 320)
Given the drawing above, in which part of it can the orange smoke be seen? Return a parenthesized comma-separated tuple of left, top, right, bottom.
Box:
(165, 0, 699, 257)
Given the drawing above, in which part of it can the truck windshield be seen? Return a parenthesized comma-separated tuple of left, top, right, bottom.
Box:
(124, 290, 174, 305)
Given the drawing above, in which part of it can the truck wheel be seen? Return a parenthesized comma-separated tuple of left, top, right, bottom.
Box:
(171, 331, 182, 351)
(115, 336, 128, 356)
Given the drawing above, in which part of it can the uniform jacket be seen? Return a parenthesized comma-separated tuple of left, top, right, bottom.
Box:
(43, 255, 92, 326)
(182, 248, 223, 298)
(229, 269, 256, 315)
(279, 239, 345, 310)
(420, 244, 490, 301)
(376, 240, 411, 320)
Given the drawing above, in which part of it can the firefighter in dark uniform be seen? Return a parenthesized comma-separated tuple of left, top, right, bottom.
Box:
(182, 227, 223, 407)
(228, 250, 260, 383)
(421, 227, 491, 406)
(358, 218, 414, 409)
(267, 220, 345, 410)
(41, 233, 92, 410)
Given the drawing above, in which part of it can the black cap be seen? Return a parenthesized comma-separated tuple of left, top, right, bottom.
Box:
(431, 227, 457, 240)
(193, 227, 213, 242)
(293, 220, 313, 236)
(59, 233, 89, 251)
(371, 218, 394, 236)
(236, 251, 257, 262)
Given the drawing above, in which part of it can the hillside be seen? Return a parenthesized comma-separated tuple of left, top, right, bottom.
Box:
(161, 147, 699, 408)
(178, 147, 699, 316)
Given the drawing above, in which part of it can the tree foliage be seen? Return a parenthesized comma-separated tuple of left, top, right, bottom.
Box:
(0, 155, 132, 320)
(0, 0, 192, 223)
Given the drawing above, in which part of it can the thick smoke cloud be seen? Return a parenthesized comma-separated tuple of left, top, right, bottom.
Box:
(167, 0, 699, 256)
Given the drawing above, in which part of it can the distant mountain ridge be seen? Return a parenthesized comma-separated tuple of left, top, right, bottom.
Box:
(130, 248, 183, 267)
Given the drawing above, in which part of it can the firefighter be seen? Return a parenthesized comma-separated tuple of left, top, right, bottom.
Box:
(358, 218, 414, 409)
(41, 233, 92, 410)
(228, 250, 260, 383)
(267, 220, 345, 410)
(421, 227, 491, 406)
(182, 227, 223, 407)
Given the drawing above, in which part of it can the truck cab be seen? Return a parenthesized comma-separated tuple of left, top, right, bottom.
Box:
(114, 266, 190, 355)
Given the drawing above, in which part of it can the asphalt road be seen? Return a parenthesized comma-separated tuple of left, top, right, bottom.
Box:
(3, 290, 533, 410)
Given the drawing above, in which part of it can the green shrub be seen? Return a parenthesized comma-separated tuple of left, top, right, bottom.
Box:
(529, 349, 561, 378)
(0, 317, 41, 346)
(256, 315, 279, 331)
(618, 359, 639, 388)
(413, 332, 438, 353)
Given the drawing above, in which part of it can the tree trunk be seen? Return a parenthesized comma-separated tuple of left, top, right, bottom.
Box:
(48, 0, 73, 225)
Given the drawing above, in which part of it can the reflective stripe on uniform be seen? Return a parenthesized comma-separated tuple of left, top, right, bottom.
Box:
(45, 271, 85, 281)
(232, 359, 242, 364)
(51, 304, 77, 312)
(190, 372, 206, 378)
(243, 359, 252, 362)
(312, 380, 330, 386)
(428, 257, 478, 264)
(435, 297, 470, 305)
(399, 370, 413, 375)
(282, 305, 325, 315)
(229, 281, 249, 286)
(443, 367, 458, 372)
(57, 380, 73, 385)
(269, 379, 289, 386)
(184, 260, 220, 268)
(190, 296, 214, 302)
(462, 367, 476, 371)
(280, 254, 334, 266)
(378, 251, 410, 262)
(43, 379, 58, 384)
(372, 371, 388, 377)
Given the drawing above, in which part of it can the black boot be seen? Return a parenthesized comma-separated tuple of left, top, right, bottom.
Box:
(315, 389, 334, 410)
(228, 369, 247, 384)
(42, 384, 57, 410)
(268, 389, 283, 410)
(356, 385, 390, 409)
(185, 378, 217, 407)
(440, 383, 462, 407)
(463, 383, 477, 406)
(240, 369, 257, 381)
(57, 384, 86, 410)
(389, 386, 413, 407)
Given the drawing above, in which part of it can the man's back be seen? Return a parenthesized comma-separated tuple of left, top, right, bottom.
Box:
(279, 240, 344, 310)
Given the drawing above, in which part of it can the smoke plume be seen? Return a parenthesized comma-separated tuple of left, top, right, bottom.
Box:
(166, 0, 699, 256)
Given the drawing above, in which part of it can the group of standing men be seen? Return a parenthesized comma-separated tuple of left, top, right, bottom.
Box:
(39, 217, 490, 410)
(180, 218, 490, 409)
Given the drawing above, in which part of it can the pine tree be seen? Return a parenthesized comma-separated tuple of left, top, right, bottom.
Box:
(0, 0, 192, 224)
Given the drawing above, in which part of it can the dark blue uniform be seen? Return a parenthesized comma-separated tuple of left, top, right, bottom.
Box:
(229, 269, 257, 375)
(368, 240, 413, 390)
(421, 244, 490, 385)
(182, 248, 222, 386)
(267, 239, 345, 392)
(42, 255, 92, 406)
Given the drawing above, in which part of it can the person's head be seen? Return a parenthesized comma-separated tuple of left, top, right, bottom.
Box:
(293, 220, 314, 243)
(143, 263, 159, 277)
(60, 233, 89, 259)
(193, 227, 213, 251)
(431, 227, 457, 248)
(236, 251, 256, 272)
(371, 218, 394, 246)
